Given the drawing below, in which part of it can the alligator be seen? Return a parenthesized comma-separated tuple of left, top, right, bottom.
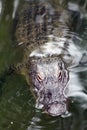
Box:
(12, 0, 87, 117)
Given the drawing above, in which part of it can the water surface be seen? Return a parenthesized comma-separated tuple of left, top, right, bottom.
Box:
(0, 0, 87, 130)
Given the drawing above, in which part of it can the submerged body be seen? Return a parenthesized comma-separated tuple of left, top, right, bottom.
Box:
(15, 0, 86, 116)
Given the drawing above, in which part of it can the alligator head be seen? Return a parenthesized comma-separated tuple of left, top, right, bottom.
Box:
(29, 56, 69, 116)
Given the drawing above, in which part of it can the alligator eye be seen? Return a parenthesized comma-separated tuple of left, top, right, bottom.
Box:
(37, 74, 43, 82)
(58, 71, 62, 81)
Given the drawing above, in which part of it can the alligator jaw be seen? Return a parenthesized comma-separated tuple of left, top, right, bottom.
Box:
(44, 102, 67, 116)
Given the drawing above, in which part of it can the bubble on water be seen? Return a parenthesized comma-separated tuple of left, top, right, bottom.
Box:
(11, 121, 13, 125)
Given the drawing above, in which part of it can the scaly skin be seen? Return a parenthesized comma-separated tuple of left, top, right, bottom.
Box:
(15, 0, 78, 116)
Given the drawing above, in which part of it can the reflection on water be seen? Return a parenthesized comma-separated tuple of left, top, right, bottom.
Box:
(12, 0, 19, 19)
(0, 0, 2, 15)
(0, 0, 87, 130)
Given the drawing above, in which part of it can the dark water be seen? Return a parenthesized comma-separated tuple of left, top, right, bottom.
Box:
(0, 0, 87, 130)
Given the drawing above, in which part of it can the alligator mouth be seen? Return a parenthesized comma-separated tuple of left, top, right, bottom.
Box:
(44, 101, 66, 116)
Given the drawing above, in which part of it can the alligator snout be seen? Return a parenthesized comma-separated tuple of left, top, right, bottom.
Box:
(46, 102, 67, 116)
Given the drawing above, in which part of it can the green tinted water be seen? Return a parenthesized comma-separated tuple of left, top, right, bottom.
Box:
(0, 0, 87, 130)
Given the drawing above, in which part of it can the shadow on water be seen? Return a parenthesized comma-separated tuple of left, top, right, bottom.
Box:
(0, 0, 87, 130)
